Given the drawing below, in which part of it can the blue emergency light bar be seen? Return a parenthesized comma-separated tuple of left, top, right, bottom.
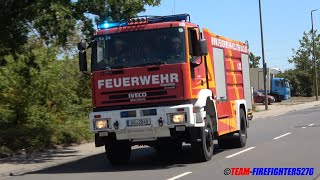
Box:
(97, 14, 190, 30)
(97, 21, 128, 29)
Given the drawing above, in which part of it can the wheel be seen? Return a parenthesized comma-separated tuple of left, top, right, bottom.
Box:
(105, 140, 131, 165)
(218, 109, 247, 148)
(233, 109, 247, 148)
(274, 95, 281, 102)
(191, 114, 214, 162)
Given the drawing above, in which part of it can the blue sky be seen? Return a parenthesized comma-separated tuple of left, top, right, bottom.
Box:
(141, 0, 320, 70)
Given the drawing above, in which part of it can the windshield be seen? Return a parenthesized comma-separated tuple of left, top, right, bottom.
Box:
(277, 80, 290, 88)
(284, 81, 290, 88)
(93, 27, 186, 70)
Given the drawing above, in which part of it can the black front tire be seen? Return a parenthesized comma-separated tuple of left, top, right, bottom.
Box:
(274, 95, 282, 102)
(191, 114, 214, 162)
(105, 140, 131, 165)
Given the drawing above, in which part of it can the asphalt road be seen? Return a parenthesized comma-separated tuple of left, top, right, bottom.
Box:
(5, 106, 320, 180)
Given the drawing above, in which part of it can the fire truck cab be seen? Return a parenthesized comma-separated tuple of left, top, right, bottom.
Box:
(78, 14, 252, 165)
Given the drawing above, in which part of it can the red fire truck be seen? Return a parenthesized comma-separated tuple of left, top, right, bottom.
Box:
(78, 14, 253, 165)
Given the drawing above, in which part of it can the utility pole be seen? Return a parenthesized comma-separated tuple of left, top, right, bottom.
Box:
(311, 9, 319, 101)
(259, 0, 268, 110)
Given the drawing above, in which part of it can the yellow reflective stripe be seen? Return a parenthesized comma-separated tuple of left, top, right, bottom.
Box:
(228, 50, 240, 100)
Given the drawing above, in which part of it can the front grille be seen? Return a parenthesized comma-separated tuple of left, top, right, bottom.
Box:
(101, 95, 177, 104)
(101, 86, 174, 95)
(109, 91, 167, 99)
(100, 86, 177, 105)
(93, 100, 194, 112)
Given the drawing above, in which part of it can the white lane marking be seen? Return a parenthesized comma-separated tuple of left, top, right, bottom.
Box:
(225, 147, 255, 159)
(308, 123, 314, 127)
(302, 127, 306, 129)
(273, 132, 291, 140)
(167, 172, 192, 180)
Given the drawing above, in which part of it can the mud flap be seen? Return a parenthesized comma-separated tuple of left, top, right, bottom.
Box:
(95, 133, 105, 147)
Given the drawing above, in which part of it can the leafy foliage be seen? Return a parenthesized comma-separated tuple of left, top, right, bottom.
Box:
(249, 52, 261, 68)
(0, 38, 92, 153)
(0, 0, 162, 154)
(279, 30, 320, 97)
(288, 32, 320, 96)
(0, 0, 161, 64)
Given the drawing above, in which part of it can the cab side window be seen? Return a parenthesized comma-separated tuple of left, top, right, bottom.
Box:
(188, 28, 200, 62)
(188, 28, 201, 78)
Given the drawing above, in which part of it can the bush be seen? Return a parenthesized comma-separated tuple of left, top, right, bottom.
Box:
(0, 39, 93, 154)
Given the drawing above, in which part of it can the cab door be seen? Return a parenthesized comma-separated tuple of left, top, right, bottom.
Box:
(188, 27, 206, 97)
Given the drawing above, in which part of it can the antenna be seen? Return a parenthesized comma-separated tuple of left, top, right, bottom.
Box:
(172, 0, 176, 14)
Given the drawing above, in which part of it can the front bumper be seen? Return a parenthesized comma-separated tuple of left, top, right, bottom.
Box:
(89, 104, 205, 141)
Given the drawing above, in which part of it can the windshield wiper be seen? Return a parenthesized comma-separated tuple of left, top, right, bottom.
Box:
(133, 61, 167, 67)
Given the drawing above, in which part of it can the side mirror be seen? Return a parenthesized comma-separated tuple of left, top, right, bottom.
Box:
(79, 50, 87, 72)
(198, 39, 208, 56)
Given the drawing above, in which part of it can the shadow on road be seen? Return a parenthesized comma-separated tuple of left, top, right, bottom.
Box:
(28, 144, 224, 174)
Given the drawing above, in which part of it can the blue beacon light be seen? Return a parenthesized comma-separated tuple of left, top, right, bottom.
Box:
(98, 21, 127, 29)
(97, 14, 190, 29)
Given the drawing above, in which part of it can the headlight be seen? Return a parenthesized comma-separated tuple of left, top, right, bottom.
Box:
(94, 119, 109, 129)
(168, 113, 187, 124)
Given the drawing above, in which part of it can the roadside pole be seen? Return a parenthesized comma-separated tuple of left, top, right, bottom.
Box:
(311, 9, 319, 101)
(259, 0, 268, 110)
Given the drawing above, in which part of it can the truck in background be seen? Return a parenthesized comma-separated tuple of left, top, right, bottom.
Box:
(78, 14, 252, 165)
(250, 68, 291, 102)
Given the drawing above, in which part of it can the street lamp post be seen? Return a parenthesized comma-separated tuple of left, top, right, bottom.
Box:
(259, 0, 268, 110)
(311, 9, 319, 101)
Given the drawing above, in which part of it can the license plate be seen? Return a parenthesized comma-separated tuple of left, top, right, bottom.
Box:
(127, 118, 151, 126)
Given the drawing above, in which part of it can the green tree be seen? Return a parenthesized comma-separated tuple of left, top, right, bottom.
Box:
(0, 0, 161, 64)
(0, 0, 162, 154)
(0, 38, 92, 153)
(249, 52, 261, 68)
(288, 31, 320, 96)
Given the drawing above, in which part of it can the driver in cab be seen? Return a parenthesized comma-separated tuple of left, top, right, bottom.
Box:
(98, 39, 129, 68)
(168, 37, 184, 61)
